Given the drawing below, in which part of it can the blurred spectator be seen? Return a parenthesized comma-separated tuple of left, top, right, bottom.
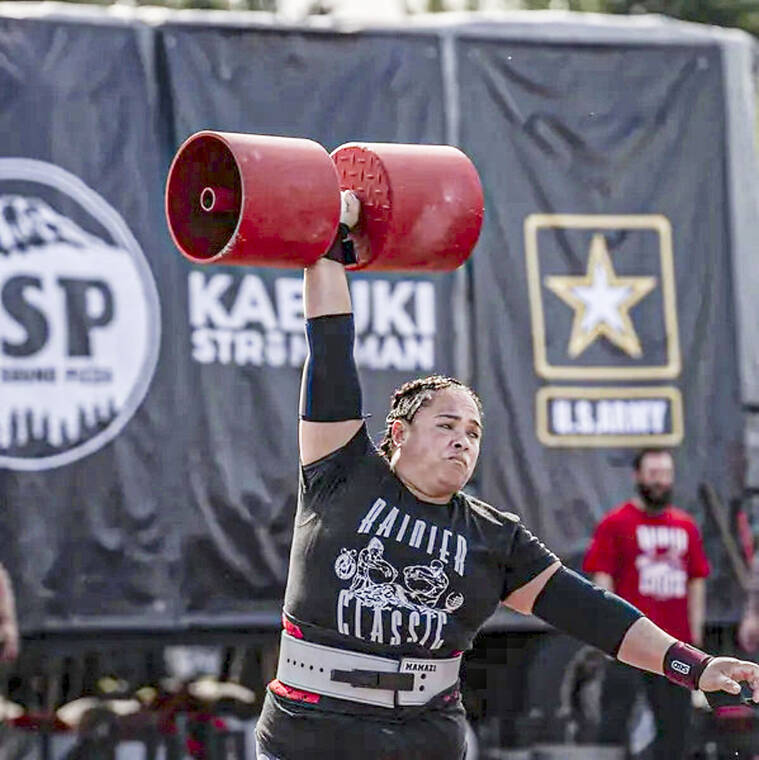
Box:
(738, 556, 759, 653)
(583, 448, 710, 759)
(0, 563, 19, 662)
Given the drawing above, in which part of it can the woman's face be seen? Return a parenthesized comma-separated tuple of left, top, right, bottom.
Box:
(391, 387, 483, 500)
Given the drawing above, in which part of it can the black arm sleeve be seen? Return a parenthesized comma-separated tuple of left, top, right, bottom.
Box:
(299, 313, 363, 422)
(532, 567, 643, 657)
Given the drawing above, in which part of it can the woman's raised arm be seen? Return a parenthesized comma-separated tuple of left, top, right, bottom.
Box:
(299, 193, 364, 465)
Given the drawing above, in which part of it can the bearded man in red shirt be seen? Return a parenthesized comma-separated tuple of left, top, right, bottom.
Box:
(583, 448, 710, 759)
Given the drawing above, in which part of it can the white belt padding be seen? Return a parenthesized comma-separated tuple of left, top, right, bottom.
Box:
(276, 631, 462, 709)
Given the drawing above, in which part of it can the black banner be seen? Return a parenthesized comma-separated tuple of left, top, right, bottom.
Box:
(158, 24, 460, 618)
(459, 38, 744, 616)
(0, 15, 181, 630)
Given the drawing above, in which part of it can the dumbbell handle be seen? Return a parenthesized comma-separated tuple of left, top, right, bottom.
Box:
(706, 682, 757, 711)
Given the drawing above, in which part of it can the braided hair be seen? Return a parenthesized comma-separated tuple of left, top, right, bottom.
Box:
(378, 375, 483, 462)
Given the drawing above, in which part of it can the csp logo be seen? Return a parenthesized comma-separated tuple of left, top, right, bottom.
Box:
(0, 159, 160, 471)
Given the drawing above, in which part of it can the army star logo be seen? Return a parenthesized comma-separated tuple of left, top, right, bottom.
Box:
(544, 234, 657, 358)
(525, 214, 680, 380)
(525, 213, 684, 447)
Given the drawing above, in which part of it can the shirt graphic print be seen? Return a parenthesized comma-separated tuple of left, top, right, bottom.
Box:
(333, 499, 467, 649)
(635, 524, 688, 600)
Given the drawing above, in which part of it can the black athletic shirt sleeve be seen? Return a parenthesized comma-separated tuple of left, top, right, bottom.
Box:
(500, 521, 559, 601)
(300, 423, 374, 499)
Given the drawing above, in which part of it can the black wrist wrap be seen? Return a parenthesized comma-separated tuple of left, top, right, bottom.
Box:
(663, 641, 713, 690)
(323, 223, 357, 266)
(300, 314, 362, 422)
(532, 567, 643, 656)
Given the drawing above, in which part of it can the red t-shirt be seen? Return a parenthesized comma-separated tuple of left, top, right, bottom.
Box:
(582, 500, 710, 643)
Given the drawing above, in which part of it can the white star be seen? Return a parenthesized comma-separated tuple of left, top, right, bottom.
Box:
(544, 234, 657, 358)
(573, 263, 631, 333)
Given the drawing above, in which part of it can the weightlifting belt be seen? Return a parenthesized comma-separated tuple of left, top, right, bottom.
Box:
(276, 631, 461, 709)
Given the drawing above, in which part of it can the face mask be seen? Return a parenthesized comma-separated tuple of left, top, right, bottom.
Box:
(637, 482, 672, 513)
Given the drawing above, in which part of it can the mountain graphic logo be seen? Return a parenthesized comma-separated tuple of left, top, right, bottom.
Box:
(0, 159, 160, 470)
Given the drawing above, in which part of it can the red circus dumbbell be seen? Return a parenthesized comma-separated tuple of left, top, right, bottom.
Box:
(165, 131, 484, 271)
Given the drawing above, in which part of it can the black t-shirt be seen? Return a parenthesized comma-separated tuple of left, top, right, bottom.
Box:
(284, 425, 556, 659)
(257, 425, 557, 758)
